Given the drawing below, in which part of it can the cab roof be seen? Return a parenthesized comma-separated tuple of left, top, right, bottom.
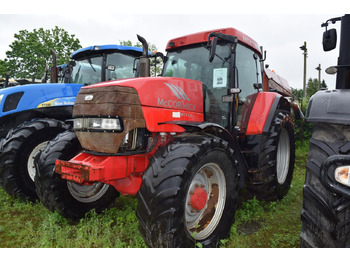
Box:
(166, 27, 261, 57)
(71, 45, 144, 60)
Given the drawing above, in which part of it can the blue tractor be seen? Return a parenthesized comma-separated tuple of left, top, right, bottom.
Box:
(0, 44, 144, 201)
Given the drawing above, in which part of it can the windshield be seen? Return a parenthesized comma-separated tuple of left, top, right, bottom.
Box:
(163, 43, 232, 127)
(70, 52, 139, 85)
(71, 55, 103, 85)
(106, 53, 138, 80)
(163, 43, 231, 87)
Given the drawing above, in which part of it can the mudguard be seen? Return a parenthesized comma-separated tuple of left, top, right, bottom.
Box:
(246, 92, 291, 135)
(240, 92, 292, 175)
(170, 121, 249, 189)
(306, 89, 350, 125)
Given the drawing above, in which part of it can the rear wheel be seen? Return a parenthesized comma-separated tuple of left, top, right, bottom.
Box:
(246, 111, 295, 201)
(300, 123, 350, 247)
(137, 133, 240, 247)
(35, 130, 119, 219)
(0, 119, 69, 201)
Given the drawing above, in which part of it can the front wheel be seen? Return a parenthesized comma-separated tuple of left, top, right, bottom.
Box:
(136, 134, 240, 247)
(35, 130, 119, 219)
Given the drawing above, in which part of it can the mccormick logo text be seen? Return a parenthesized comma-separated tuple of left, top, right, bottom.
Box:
(158, 83, 196, 111)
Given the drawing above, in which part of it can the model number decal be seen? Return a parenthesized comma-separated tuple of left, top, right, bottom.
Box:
(37, 97, 76, 108)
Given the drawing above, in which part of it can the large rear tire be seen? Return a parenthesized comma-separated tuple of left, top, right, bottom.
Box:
(300, 123, 350, 247)
(136, 133, 240, 247)
(35, 130, 119, 219)
(0, 119, 69, 201)
(246, 111, 295, 201)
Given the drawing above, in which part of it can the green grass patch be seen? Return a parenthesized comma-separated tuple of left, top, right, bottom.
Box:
(0, 142, 308, 248)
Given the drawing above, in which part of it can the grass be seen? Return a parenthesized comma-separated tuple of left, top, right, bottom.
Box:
(0, 142, 309, 248)
(223, 141, 308, 248)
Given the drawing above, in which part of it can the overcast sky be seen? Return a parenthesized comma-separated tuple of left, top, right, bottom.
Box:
(0, 1, 348, 90)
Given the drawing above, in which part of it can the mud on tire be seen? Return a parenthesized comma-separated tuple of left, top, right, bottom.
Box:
(300, 123, 350, 247)
(35, 130, 119, 219)
(136, 133, 240, 247)
(0, 118, 69, 201)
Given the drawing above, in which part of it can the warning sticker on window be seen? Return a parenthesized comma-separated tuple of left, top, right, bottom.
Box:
(213, 68, 227, 88)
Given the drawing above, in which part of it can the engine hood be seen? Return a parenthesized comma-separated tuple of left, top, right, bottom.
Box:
(73, 77, 205, 154)
(80, 77, 204, 114)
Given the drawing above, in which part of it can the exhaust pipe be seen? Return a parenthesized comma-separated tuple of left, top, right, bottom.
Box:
(137, 34, 150, 77)
(50, 48, 58, 83)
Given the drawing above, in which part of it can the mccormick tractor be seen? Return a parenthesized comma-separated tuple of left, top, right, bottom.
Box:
(301, 14, 350, 247)
(36, 28, 299, 247)
(0, 44, 144, 202)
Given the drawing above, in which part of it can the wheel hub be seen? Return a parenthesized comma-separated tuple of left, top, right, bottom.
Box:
(27, 141, 49, 181)
(185, 162, 226, 240)
(67, 181, 110, 203)
(190, 187, 208, 211)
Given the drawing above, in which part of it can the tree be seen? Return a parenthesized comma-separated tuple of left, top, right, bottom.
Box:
(306, 77, 328, 98)
(292, 88, 303, 103)
(292, 78, 328, 144)
(5, 26, 81, 79)
(0, 59, 9, 78)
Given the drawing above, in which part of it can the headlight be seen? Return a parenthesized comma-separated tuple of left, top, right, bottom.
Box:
(74, 117, 122, 132)
(335, 166, 350, 187)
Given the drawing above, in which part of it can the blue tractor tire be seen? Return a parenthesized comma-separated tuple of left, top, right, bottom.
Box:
(0, 118, 70, 201)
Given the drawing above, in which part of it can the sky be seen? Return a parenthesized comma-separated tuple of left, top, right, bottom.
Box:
(0, 0, 348, 91)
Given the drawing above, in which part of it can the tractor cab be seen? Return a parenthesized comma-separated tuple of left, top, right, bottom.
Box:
(163, 28, 263, 135)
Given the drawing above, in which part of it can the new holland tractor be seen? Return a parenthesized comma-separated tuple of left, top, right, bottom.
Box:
(36, 28, 299, 247)
(300, 14, 350, 248)
(0, 44, 144, 202)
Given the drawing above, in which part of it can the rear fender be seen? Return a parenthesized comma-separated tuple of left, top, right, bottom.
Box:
(246, 92, 291, 135)
(306, 89, 350, 124)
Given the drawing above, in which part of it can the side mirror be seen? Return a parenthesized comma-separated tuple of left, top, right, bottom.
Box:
(209, 37, 217, 63)
(323, 28, 337, 51)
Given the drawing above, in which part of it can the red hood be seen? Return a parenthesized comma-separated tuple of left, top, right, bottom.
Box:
(82, 77, 204, 114)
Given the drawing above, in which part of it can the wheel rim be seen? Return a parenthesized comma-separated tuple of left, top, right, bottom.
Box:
(27, 141, 49, 181)
(276, 128, 290, 184)
(185, 162, 226, 240)
(67, 181, 110, 203)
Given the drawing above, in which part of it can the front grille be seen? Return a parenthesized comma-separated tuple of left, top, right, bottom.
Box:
(73, 86, 146, 154)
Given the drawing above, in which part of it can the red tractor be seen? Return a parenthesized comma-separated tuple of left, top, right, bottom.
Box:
(36, 29, 299, 247)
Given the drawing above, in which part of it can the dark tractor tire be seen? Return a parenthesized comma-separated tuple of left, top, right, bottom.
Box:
(136, 133, 240, 247)
(246, 111, 295, 201)
(300, 123, 350, 247)
(0, 118, 70, 201)
(35, 130, 119, 219)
